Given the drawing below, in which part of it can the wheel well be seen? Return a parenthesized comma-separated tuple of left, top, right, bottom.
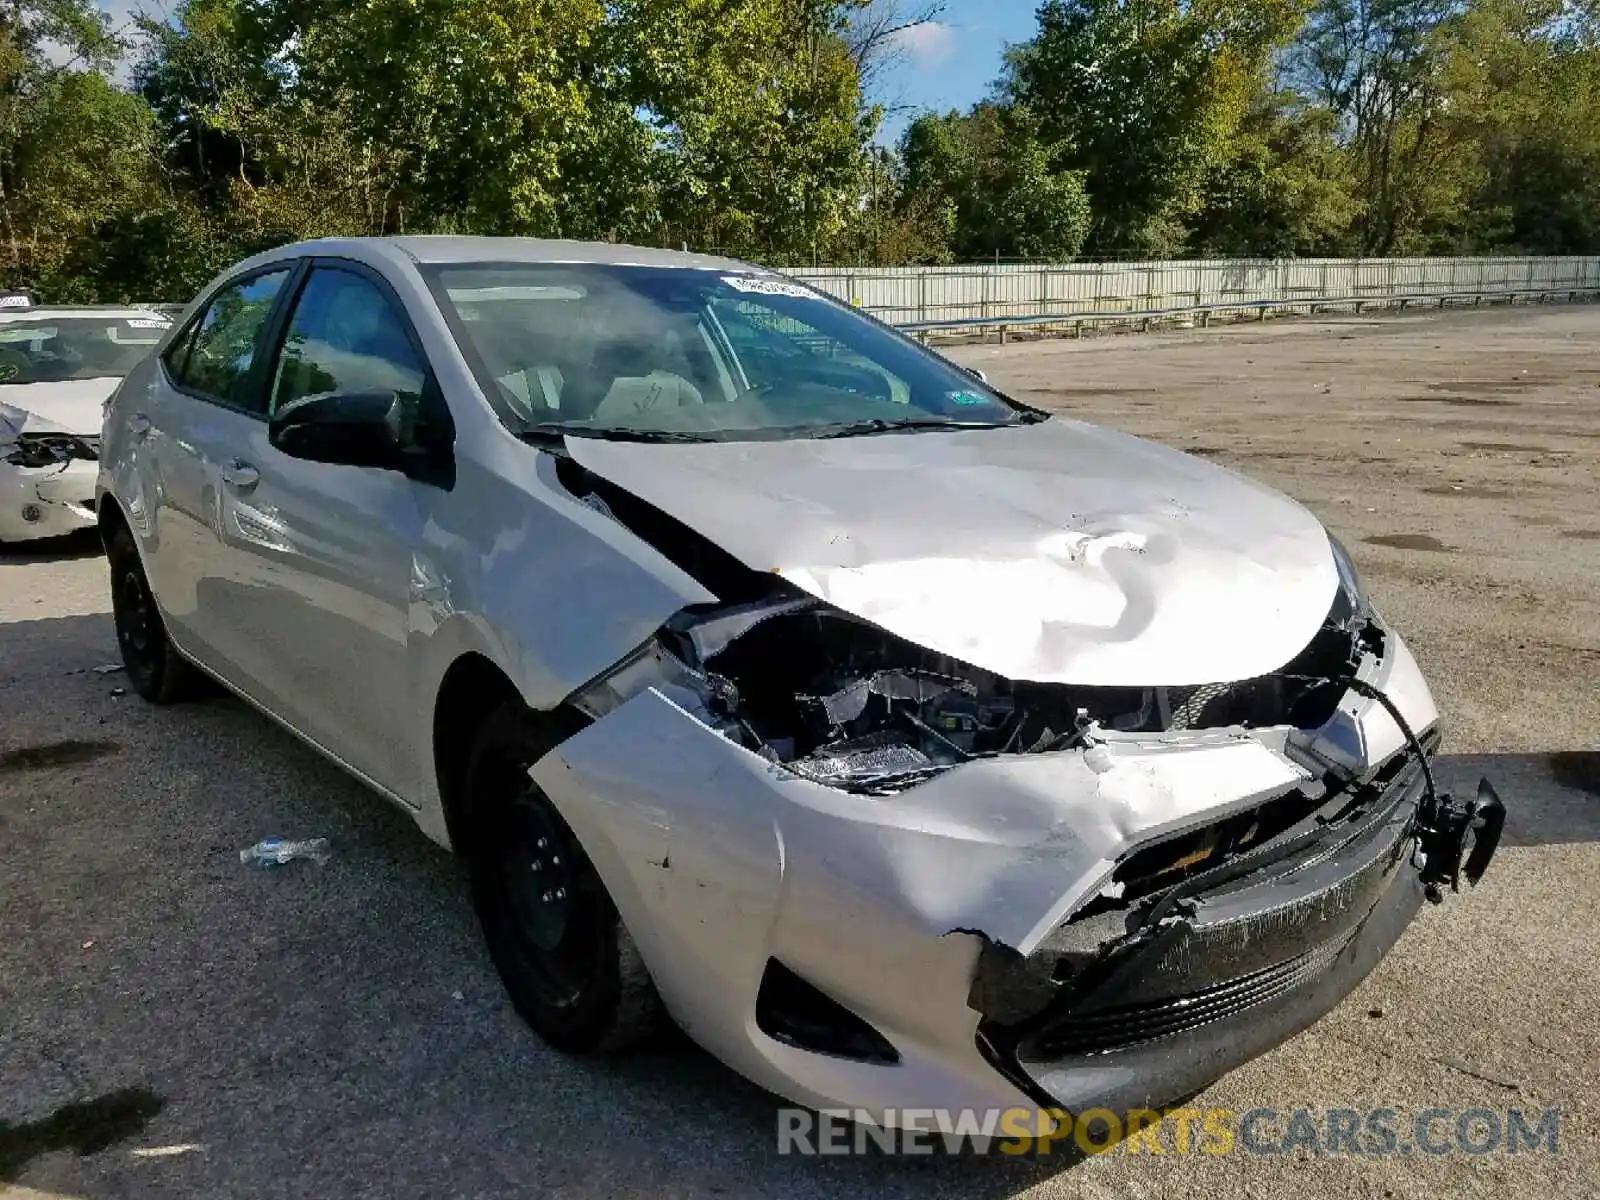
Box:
(97, 495, 129, 546)
(432, 654, 526, 852)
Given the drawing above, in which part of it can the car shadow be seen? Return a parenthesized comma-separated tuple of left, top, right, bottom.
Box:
(0, 610, 1593, 1197)
(1432, 752, 1599, 847)
(0, 529, 102, 563)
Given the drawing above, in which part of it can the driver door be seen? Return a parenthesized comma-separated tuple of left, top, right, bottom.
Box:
(207, 262, 441, 798)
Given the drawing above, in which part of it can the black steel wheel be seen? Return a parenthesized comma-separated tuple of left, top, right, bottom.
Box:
(106, 524, 199, 703)
(462, 702, 660, 1052)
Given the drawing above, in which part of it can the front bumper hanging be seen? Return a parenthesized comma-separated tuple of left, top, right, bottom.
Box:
(1416, 777, 1506, 902)
(973, 756, 1507, 1114)
(1, 456, 98, 542)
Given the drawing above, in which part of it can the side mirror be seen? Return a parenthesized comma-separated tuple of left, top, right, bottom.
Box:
(270, 391, 407, 469)
(966, 366, 989, 384)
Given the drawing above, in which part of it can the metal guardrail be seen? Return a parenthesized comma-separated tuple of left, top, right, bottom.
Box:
(131, 259, 1600, 346)
(895, 285, 1600, 341)
(787, 256, 1600, 336)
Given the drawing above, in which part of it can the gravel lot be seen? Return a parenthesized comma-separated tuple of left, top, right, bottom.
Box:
(2, 305, 1596, 1199)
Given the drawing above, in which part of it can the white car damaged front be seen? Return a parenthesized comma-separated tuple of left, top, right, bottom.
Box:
(0, 390, 108, 542)
(0, 298, 171, 543)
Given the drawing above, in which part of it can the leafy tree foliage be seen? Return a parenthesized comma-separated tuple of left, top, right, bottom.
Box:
(1189, 90, 1358, 256)
(1005, 0, 1308, 255)
(900, 104, 1091, 261)
(1, 0, 164, 292)
(5, 0, 1600, 300)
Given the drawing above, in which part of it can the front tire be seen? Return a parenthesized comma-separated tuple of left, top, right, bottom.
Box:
(462, 703, 660, 1053)
(106, 525, 200, 703)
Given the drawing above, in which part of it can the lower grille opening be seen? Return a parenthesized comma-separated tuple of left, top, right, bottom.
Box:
(1074, 727, 1439, 916)
(1019, 935, 1350, 1059)
(973, 746, 1430, 1087)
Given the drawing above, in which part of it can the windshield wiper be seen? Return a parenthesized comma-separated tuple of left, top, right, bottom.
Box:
(519, 423, 718, 445)
(807, 417, 1017, 440)
(517, 417, 1021, 446)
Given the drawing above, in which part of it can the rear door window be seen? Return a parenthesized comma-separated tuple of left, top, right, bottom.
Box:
(167, 269, 291, 413)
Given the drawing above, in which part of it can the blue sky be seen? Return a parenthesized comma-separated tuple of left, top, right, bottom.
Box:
(872, 0, 1042, 146)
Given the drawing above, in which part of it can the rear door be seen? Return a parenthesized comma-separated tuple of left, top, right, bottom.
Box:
(141, 266, 297, 673)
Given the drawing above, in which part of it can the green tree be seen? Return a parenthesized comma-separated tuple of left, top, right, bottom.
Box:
(1005, 0, 1306, 255)
(233, 0, 614, 237)
(1436, 0, 1600, 252)
(0, 1, 171, 296)
(147, 0, 882, 258)
(1190, 89, 1358, 256)
(899, 103, 1090, 260)
(1290, 0, 1463, 253)
(611, 0, 877, 258)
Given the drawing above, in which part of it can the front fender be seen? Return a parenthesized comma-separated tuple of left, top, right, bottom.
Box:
(408, 448, 717, 842)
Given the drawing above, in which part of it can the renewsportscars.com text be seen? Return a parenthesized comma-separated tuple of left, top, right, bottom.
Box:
(776, 1106, 1561, 1157)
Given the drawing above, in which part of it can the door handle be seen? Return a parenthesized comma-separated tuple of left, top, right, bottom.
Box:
(221, 459, 260, 491)
(127, 412, 152, 438)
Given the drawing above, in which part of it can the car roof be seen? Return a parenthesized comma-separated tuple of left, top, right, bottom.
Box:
(0, 306, 172, 323)
(268, 236, 761, 273)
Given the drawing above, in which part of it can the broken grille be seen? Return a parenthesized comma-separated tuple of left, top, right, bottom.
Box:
(1164, 682, 1233, 729)
(1022, 935, 1350, 1058)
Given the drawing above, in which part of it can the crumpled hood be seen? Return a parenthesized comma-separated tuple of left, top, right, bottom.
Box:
(0, 378, 116, 437)
(566, 418, 1340, 686)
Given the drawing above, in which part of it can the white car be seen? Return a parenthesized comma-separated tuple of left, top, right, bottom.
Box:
(96, 239, 1504, 1128)
(0, 292, 172, 544)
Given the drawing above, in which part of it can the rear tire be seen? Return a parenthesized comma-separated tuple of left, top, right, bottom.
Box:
(106, 525, 200, 703)
(462, 702, 660, 1052)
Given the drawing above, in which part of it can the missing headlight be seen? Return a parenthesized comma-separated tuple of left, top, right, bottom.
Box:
(664, 593, 1389, 794)
(3, 432, 99, 468)
(679, 605, 1153, 792)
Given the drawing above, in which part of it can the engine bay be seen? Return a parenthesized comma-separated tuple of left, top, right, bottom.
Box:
(661, 596, 1382, 793)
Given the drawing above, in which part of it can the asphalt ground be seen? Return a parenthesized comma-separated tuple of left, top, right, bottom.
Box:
(2, 304, 1596, 1198)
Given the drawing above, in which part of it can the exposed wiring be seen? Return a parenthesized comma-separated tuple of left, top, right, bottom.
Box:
(1342, 676, 1439, 814)
(1279, 672, 1439, 821)
(1134, 669, 1446, 932)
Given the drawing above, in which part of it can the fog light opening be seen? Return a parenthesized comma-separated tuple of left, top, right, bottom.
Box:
(755, 959, 900, 1064)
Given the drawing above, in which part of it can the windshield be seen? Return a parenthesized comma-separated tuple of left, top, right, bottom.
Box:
(0, 316, 170, 385)
(425, 264, 1030, 441)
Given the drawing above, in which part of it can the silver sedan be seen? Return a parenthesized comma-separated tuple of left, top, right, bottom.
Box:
(96, 238, 1504, 1130)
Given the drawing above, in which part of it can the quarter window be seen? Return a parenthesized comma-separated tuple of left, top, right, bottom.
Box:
(168, 269, 291, 412)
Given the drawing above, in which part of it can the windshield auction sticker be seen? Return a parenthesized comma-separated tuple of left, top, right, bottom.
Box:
(721, 276, 819, 299)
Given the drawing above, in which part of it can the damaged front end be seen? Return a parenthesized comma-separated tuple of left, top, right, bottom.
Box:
(969, 748, 1504, 1113)
(578, 570, 1384, 798)
(0, 424, 100, 541)
(551, 449, 1387, 799)
(3, 430, 101, 470)
(545, 458, 1505, 1119)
